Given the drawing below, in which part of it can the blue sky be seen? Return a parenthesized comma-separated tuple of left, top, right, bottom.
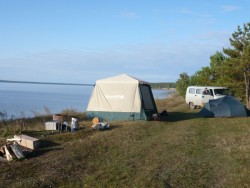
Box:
(0, 0, 249, 84)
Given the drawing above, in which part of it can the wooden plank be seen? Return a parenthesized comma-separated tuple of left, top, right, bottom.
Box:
(10, 143, 25, 159)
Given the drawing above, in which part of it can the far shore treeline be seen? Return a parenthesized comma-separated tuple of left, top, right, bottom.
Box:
(150, 82, 176, 89)
(175, 22, 250, 108)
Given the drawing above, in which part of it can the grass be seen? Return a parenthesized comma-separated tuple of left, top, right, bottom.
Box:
(1, 95, 250, 187)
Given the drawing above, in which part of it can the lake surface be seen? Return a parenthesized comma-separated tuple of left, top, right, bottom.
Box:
(0, 83, 175, 118)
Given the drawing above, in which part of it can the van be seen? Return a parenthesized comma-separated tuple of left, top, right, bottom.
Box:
(185, 86, 229, 109)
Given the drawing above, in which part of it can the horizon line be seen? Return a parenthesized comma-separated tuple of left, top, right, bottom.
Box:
(0, 80, 94, 86)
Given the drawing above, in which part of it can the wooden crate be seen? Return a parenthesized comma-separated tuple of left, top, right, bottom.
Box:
(14, 135, 40, 150)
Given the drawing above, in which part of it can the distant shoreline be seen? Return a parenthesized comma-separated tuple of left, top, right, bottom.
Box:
(0, 88, 175, 120)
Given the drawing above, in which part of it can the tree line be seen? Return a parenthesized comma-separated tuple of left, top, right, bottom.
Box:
(150, 82, 176, 89)
(176, 22, 250, 108)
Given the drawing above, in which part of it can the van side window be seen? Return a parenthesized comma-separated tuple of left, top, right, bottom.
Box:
(196, 89, 202, 94)
(189, 88, 195, 94)
(203, 89, 212, 96)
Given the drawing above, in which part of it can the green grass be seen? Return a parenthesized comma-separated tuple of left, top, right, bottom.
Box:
(1, 95, 250, 187)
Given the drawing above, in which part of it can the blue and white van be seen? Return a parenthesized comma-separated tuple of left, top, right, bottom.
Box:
(185, 86, 229, 109)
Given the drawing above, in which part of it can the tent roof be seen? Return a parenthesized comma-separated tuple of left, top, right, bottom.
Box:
(96, 74, 149, 84)
(199, 95, 249, 117)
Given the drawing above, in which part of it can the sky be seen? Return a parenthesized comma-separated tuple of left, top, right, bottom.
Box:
(0, 0, 250, 84)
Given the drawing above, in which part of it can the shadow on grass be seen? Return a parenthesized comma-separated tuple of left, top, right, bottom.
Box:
(161, 111, 199, 122)
(24, 139, 62, 159)
(92, 124, 123, 131)
(24, 147, 64, 159)
(39, 139, 60, 148)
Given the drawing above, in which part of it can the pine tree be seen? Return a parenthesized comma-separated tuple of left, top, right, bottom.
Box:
(223, 23, 250, 107)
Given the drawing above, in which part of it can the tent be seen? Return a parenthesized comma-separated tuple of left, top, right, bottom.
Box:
(199, 95, 249, 117)
(86, 74, 158, 121)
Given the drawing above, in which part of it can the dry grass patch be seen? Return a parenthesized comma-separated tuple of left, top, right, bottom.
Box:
(1, 96, 250, 187)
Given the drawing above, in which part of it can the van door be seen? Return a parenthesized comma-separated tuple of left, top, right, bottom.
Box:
(201, 89, 214, 105)
(194, 88, 203, 107)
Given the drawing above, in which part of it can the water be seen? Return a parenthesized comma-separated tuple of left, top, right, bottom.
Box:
(0, 83, 174, 118)
(152, 89, 175, 100)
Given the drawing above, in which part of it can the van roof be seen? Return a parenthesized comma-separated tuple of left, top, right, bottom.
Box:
(187, 86, 228, 89)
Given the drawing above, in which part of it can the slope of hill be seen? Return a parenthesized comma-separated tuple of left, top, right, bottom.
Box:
(0, 95, 250, 187)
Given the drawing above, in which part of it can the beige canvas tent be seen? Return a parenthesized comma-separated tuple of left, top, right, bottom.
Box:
(86, 74, 158, 121)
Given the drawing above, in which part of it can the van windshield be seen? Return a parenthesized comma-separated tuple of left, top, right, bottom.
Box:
(214, 89, 229, 96)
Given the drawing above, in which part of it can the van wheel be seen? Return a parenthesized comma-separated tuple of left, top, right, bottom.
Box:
(189, 102, 196, 109)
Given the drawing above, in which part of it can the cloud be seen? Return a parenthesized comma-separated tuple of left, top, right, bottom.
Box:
(221, 5, 241, 12)
(165, 7, 214, 26)
(195, 31, 231, 46)
(169, 7, 211, 18)
(0, 34, 229, 83)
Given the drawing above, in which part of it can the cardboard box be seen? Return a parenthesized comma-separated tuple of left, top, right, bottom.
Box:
(14, 135, 40, 150)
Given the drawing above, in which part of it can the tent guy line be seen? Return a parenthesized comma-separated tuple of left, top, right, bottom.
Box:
(0, 80, 94, 87)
